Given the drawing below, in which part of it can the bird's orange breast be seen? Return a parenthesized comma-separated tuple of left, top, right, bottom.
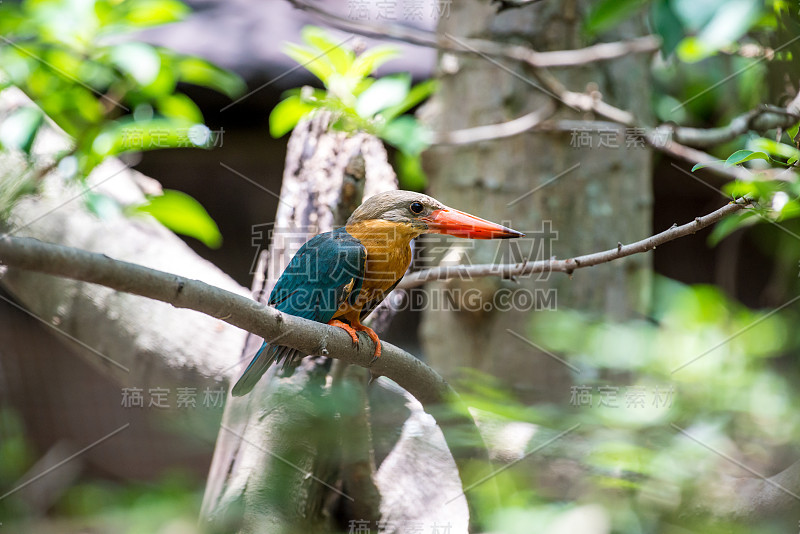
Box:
(333, 220, 416, 320)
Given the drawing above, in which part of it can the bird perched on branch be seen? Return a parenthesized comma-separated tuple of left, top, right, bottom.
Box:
(232, 190, 523, 396)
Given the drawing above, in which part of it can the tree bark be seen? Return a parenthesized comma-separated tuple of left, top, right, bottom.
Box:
(421, 0, 653, 404)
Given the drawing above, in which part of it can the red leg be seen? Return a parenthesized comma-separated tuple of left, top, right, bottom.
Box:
(327, 319, 360, 345)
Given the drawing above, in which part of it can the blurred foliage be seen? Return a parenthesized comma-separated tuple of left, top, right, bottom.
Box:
(601, 0, 800, 244)
(0, 0, 244, 247)
(0, 405, 208, 533)
(268, 26, 437, 190)
(445, 276, 800, 533)
(3, 2, 800, 533)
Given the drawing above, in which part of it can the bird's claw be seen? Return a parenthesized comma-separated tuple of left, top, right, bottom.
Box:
(355, 325, 381, 362)
(328, 319, 360, 345)
(327, 320, 381, 362)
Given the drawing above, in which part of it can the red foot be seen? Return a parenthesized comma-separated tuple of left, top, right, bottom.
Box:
(327, 319, 382, 362)
(328, 319, 360, 345)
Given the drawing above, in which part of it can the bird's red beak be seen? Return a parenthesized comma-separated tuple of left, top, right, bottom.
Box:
(422, 209, 524, 239)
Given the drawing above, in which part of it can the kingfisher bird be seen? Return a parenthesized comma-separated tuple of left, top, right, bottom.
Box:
(231, 190, 523, 396)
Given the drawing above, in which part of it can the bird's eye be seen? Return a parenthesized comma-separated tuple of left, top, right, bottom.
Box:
(409, 201, 424, 215)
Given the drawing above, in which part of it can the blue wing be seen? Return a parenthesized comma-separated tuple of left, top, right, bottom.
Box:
(232, 229, 366, 396)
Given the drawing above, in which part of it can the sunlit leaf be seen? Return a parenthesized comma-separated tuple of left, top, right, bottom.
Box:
(283, 43, 335, 84)
(750, 137, 800, 161)
(777, 198, 800, 220)
(135, 189, 222, 248)
(157, 93, 203, 122)
(175, 56, 246, 99)
(118, 0, 190, 27)
(722, 179, 780, 200)
(355, 74, 410, 118)
(349, 44, 400, 78)
(269, 94, 317, 137)
(301, 26, 354, 75)
(110, 42, 161, 86)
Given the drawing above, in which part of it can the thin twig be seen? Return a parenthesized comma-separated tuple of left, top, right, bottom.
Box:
(398, 200, 750, 288)
(286, 0, 661, 69)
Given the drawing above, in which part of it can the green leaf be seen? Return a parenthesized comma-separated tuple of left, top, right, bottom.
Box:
(283, 43, 335, 85)
(158, 93, 203, 122)
(651, 0, 684, 56)
(675, 0, 761, 62)
(349, 45, 400, 78)
(724, 150, 769, 167)
(721, 180, 780, 203)
(110, 42, 162, 86)
(585, 0, 650, 36)
(777, 198, 800, 220)
(380, 116, 432, 156)
(692, 160, 726, 172)
(380, 79, 438, 122)
(355, 74, 410, 118)
(118, 0, 190, 27)
(135, 189, 222, 248)
(175, 57, 246, 99)
(395, 151, 427, 191)
(708, 210, 758, 245)
(750, 137, 800, 161)
(787, 122, 800, 142)
(269, 95, 317, 137)
(301, 26, 354, 75)
(0, 107, 44, 154)
(696, 0, 761, 54)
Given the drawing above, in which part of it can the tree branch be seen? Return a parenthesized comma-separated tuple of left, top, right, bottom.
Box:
(286, 0, 661, 68)
(428, 102, 557, 145)
(0, 234, 451, 406)
(398, 200, 749, 289)
(0, 232, 495, 522)
(668, 101, 800, 147)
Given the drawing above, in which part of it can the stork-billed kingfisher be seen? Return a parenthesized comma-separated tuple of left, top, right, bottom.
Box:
(232, 190, 523, 396)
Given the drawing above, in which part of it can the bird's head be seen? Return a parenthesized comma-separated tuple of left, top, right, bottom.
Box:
(346, 190, 523, 239)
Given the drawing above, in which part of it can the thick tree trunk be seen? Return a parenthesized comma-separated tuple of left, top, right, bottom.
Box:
(421, 0, 653, 404)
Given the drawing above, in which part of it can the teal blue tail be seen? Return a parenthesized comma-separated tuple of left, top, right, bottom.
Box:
(231, 342, 304, 396)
